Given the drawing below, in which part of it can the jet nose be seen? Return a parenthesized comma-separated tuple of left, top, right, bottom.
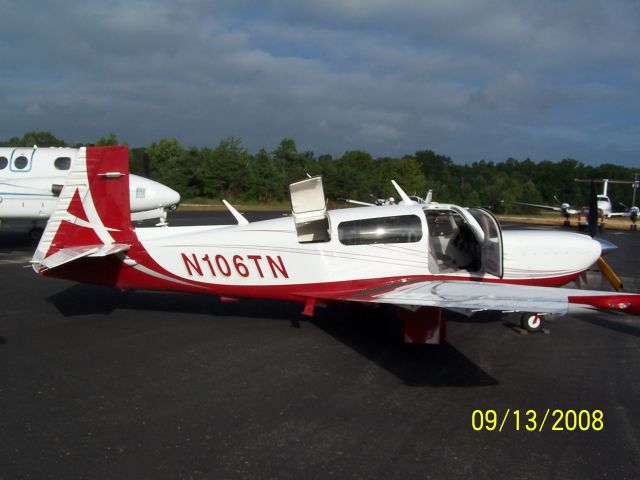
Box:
(129, 174, 181, 211)
(594, 237, 617, 256)
(154, 183, 181, 208)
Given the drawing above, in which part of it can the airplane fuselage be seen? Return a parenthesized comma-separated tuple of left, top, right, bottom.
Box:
(43, 204, 601, 302)
(597, 195, 612, 217)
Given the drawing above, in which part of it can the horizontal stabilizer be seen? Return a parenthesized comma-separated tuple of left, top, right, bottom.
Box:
(35, 243, 130, 270)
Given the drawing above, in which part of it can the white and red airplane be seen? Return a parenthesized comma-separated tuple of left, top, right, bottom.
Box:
(1, 146, 180, 238)
(31, 147, 640, 344)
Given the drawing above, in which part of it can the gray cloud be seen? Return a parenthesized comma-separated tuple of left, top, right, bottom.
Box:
(1, 0, 638, 165)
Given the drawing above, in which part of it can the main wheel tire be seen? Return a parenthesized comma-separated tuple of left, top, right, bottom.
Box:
(29, 227, 44, 241)
(521, 313, 543, 332)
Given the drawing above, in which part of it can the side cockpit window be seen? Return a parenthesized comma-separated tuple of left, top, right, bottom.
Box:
(0, 156, 7, 170)
(338, 215, 423, 246)
(54, 157, 71, 170)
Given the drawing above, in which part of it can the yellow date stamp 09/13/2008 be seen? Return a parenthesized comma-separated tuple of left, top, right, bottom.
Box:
(471, 409, 604, 432)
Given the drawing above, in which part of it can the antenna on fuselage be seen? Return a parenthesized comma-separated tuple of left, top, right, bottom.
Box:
(391, 180, 414, 205)
(222, 200, 249, 225)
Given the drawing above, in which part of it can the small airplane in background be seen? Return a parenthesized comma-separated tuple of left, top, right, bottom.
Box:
(340, 181, 432, 207)
(507, 178, 638, 228)
(574, 179, 616, 217)
(30, 146, 640, 345)
(506, 196, 580, 227)
(607, 174, 639, 230)
(0, 146, 180, 239)
(614, 204, 639, 230)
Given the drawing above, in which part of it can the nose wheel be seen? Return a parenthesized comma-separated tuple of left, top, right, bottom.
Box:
(520, 313, 544, 332)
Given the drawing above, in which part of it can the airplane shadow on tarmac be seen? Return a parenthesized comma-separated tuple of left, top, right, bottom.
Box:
(46, 284, 498, 388)
(308, 304, 499, 388)
(572, 313, 640, 337)
(0, 231, 37, 251)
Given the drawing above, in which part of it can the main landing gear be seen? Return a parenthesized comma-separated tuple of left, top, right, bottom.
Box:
(520, 313, 545, 333)
(393, 306, 447, 344)
(29, 226, 44, 241)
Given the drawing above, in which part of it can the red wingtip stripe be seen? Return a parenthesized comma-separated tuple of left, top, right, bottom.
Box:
(569, 294, 640, 314)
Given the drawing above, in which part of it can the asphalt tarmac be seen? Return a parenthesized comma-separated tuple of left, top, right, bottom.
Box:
(1, 211, 639, 480)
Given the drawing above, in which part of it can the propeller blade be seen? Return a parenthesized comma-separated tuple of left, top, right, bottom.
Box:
(597, 257, 623, 292)
(593, 237, 617, 255)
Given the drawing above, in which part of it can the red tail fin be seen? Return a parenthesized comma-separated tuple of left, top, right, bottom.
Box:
(32, 146, 135, 271)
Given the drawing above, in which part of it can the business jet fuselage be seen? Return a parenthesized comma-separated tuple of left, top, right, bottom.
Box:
(0, 147, 180, 237)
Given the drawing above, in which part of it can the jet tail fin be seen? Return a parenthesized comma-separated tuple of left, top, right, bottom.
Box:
(32, 146, 135, 272)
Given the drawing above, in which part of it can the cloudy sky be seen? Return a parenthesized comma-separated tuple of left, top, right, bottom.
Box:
(1, 0, 639, 165)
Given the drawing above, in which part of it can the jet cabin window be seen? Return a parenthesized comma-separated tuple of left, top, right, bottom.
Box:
(0, 157, 7, 169)
(338, 215, 423, 246)
(54, 157, 71, 170)
(13, 156, 28, 170)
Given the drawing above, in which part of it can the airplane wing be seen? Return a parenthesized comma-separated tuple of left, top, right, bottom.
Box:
(607, 211, 630, 217)
(305, 280, 640, 315)
(340, 198, 376, 207)
(507, 201, 579, 215)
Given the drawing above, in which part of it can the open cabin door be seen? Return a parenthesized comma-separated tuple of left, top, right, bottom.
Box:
(467, 208, 504, 278)
(289, 176, 330, 243)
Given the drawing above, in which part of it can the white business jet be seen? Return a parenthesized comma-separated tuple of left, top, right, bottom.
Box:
(0, 147, 180, 239)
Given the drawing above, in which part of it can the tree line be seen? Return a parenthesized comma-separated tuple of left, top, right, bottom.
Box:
(2, 131, 638, 212)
